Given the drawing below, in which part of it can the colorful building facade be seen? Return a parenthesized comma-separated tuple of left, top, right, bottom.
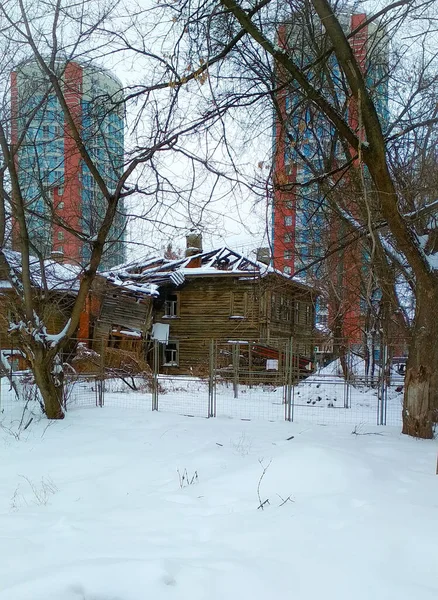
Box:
(272, 11, 389, 337)
(11, 60, 125, 269)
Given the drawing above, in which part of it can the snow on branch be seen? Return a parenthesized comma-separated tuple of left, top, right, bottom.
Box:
(8, 317, 72, 349)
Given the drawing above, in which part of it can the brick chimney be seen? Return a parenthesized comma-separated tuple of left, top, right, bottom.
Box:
(256, 247, 270, 266)
(185, 232, 202, 268)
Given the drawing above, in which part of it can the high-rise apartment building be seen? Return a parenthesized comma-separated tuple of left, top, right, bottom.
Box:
(272, 11, 389, 335)
(11, 60, 125, 269)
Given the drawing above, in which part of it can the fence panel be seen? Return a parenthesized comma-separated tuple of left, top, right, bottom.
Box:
(156, 375, 210, 418)
(0, 336, 405, 428)
(212, 341, 289, 421)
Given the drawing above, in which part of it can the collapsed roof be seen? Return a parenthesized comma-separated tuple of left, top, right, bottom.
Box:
(106, 247, 313, 292)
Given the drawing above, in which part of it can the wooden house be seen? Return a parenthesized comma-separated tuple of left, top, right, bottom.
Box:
(0, 250, 157, 374)
(113, 239, 317, 374)
(75, 274, 157, 373)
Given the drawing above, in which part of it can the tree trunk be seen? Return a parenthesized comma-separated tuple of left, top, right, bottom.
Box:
(32, 352, 65, 420)
(403, 286, 438, 439)
(331, 312, 349, 380)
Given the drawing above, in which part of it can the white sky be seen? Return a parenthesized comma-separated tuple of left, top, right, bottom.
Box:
(88, 3, 273, 262)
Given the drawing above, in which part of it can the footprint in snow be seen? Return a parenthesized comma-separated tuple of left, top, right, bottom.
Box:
(69, 584, 122, 600)
(162, 574, 177, 586)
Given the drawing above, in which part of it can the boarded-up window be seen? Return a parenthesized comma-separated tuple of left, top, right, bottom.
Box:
(295, 301, 300, 324)
(281, 297, 292, 322)
(230, 291, 247, 317)
(305, 305, 311, 325)
(270, 293, 281, 321)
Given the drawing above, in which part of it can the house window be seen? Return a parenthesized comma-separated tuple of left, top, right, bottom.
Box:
(57, 201, 64, 209)
(284, 215, 293, 226)
(284, 265, 292, 275)
(230, 291, 247, 318)
(58, 186, 64, 196)
(57, 230, 64, 241)
(284, 232, 293, 243)
(42, 124, 50, 139)
(295, 301, 300, 323)
(163, 340, 179, 366)
(164, 293, 179, 318)
(285, 200, 293, 209)
(305, 305, 312, 325)
(270, 293, 281, 320)
(284, 250, 292, 261)
(282, 298, 292, 321)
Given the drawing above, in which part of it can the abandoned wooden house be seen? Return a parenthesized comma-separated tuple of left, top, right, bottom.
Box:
(75, 274, 158, 373)
(111, 236, 317, 374)
(0, 250, 157, 374)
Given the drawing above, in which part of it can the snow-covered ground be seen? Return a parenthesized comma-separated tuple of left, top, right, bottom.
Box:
(0, 399, 437, 600)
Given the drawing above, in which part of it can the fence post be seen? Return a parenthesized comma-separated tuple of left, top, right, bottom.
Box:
(248, 343, 253, 390)
(208, 339, 216, 417)
(378, 341, 388, 426)
(152, 340, 159, 411)
(232, 343, 239, 399)
(284, 337, 293, 422)
(95, 338, 105, 407)
(343, 342, 350, 409)
(0, 335, 2, 413)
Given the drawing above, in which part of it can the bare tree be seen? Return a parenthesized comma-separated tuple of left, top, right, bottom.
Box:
(158, 0, 438, 437)
(2, 0, 438, 439)
(0, 0, 249, 418)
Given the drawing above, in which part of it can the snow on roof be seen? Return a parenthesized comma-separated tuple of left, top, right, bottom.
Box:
(0, 249, 159, 298)
(0, 249, 82, 293)
(106, 247, 315, 292)
(105, 274, 159, 297)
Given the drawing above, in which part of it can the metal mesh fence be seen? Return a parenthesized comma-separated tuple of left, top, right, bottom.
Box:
(155, 376, 210, 418)
(0, 336, 405, 427)
(213, 340, 289, 421)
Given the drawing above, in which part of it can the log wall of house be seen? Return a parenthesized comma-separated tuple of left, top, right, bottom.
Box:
(94, 295, 153, 341)
(154, 274, 315, 373)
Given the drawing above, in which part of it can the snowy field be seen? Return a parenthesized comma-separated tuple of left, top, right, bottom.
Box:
(0, 398, 437, 600)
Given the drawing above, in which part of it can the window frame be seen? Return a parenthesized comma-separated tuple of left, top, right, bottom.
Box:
(163, 340, 179, 367)
(294, 301, 300, 324)
(230, 290, 248, 319)
(163, 292, 180, 318)
(305, 304, 312, 325)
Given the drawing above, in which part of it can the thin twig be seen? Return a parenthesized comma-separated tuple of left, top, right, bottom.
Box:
(257, 458, 271, 510)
